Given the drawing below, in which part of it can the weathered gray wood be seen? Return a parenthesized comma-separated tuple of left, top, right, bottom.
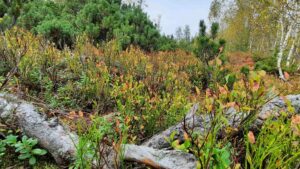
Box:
(143, 95, 300, 149)
(124, 144, 197, 169)
(0, 93, 198, 169)
(142, 104, 205, 149)
(254, 95, 300, 126)
(0, 93, 78, 166)
(1, 92, 300, 168)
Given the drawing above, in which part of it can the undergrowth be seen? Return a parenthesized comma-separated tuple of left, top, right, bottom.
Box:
(0, 28, 299, 168)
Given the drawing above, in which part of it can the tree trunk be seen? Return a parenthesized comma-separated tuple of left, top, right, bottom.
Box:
(286, 39, 296, 67)
(277, 19, 293, 80)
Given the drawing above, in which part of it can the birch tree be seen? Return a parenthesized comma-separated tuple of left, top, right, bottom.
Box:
(210, 0, 299, 80)
(276, 0, 299, 80)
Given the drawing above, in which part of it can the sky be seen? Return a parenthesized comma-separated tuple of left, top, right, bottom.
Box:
(143, 0, 212, 36)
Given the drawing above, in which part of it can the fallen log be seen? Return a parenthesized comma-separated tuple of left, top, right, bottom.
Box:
(124, 144, 197, 169)
(1, 93, 299, 168)
(142, 103, 205, 149)
(143, 95, 300, 149)
(255, 95, 300, 126)
(0, 93, 78, 166)
(0, 93, 197, 169)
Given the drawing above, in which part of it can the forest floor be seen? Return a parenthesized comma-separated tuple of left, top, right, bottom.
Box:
(2, 51, 300, 169)
(226, 52, 255, 71)
(226, 52, 300, 95)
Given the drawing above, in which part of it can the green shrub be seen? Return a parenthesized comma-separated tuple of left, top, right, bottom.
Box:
(0, 134, 47, 166)
(72, 117, 125, 169)
(254, 55, 277, 74)
(254, 50, 298, 74)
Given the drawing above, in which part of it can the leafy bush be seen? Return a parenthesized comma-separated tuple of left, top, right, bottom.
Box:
(0, 29, 201, 141)
(1, 27, 299, 168)
(168, 70, 276, 168)
(254, 50, 298, 74)
(72, 117, 125, 169)
(0, 134, 47, 166)
(254, 55, 277, 74)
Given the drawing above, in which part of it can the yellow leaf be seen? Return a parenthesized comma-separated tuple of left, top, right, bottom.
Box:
(234, 163, 241, 169)
(258, 70, 266, 77)
(219, 86, 227, 95)
(195, 86, 200, 96)
(133, 116, 139, 120)
(206, 88, 212, 97)
(68, 111, 76, 119)
(252, 82, 260, 92)
(226, 102, 236, 108)
(276, 160, 281, 167)
(78, 111, 84, 117)
(291, 115, 300, 136)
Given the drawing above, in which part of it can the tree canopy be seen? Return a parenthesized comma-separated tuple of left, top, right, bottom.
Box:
(0, 0, 166, 51)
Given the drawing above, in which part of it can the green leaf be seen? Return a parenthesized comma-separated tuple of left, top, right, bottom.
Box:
(29, 156, 36, 165)
(18, 153, 31, 160)
(183, 140, 191, 149)
(20, 149, 29, 154)
(169, 131, 177, 142)
(5, 135, 17, 145)
(32, 148, 47, 155)
(21, 136, 28, 143)
(15, 146, 24, 152)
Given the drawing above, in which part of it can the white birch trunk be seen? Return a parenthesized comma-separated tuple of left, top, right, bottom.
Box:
(286, 38, 296, 67)
(277, 18, 293, 80)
